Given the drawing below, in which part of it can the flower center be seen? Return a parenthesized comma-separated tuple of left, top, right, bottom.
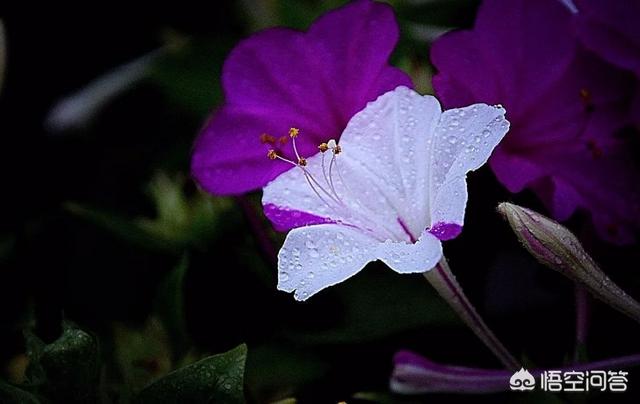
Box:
(264, 128, 404, 241)
(266, 128, 348, 210)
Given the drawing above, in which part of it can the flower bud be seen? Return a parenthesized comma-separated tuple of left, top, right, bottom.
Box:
(497, 202, 640, 324)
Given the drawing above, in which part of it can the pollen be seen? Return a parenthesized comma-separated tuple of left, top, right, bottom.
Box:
(298, 157, 307, 166)
(318, 142, 329, 152)
(289, 127, 300, 138)
(260, 133, 276, 144)
(267, 149, 278, 160)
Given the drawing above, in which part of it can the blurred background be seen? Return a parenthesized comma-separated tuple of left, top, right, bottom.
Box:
(1, 1, 639, 403)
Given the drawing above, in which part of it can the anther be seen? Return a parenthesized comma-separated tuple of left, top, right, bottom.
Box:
(289, 127, 300, 138)
(260, 133, 276, 144)
(318, 143, 329, 153)
(298, 157, 307, 166)
(333, 145, 342, 154)
(267, 149, 278, 160)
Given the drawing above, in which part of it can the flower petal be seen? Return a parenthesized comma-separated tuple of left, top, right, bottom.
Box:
(277, 224, 379, 301)
(338, 86, 442, 240)
(192, 0, 412, 195)
(377, 230, 442, 274)
(428, 104, 510, 229)
(574, 0, 640, 77)
(263, 86, 442, 241)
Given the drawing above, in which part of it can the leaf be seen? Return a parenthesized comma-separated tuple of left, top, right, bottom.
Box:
(65, 173, 236, 253)
(24, 321, 100, 402)
(64, 202, 177, 253)
(134, 344, 247, 404)
(244, 344, 329, 400)
(0, 380, 41, 404)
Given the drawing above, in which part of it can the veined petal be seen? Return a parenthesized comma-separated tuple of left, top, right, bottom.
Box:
(277, 224, 444, 301)
(263, 86, 444, 241)
(277, 224, 379, 301)
(339, 86, 442, 240)
(377, 231, 442, 274)
(428, 104, 510, 230)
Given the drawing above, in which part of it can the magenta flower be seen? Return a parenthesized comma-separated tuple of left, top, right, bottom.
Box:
(191, 0, 412, 195)
(573, 0, 640, 125)
(391, 350, 640, 394)
(431, 0, 640, 244)
(573, 0, 640, 77)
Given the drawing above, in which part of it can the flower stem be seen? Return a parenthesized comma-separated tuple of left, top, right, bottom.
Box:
(423, 257, 520, 370)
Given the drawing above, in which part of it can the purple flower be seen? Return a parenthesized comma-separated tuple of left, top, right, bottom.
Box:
(573, 0, 640, 76)
(573, 0, 640, 126)
(431, 0, 640, 244)
(262, 86, 509, 300)
(391, 350, 640, 394)
(191, 0, 412, 195)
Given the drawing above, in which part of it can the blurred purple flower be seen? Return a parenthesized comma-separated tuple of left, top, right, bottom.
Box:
(573, 0, 640, 126)
(191, 0, 412, 195)
(391, 350, 640, 394)
(431, 0, 640, 244)
(573, 0, 640, 76)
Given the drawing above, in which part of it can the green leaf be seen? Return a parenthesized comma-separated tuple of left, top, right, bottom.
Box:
(24, 322, 100, 402)
(244, 344, 329, 400)
(64, 202, 177, 253)
(65, 173, 236, 253)
(134, 344, 247, 404)
(0, 380, 41, 404)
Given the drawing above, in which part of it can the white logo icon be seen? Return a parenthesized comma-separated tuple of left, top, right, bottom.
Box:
(510, 368, 536, 391)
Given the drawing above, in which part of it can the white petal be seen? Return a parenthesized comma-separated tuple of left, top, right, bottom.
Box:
(277, 224, 379, 301)
(429, 104, 510, 227)
(338, 86, 442, 239)
(264, 86, 441, 241)
(377, 230, 443, 274)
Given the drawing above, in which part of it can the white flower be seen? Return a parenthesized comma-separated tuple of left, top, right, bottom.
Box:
(262, 86, 509, 300)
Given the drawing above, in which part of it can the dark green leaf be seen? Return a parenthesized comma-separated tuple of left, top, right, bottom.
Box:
(24, 322, 100, 402)
(0, 380, 41, 404)
(134, 344, 247, 404)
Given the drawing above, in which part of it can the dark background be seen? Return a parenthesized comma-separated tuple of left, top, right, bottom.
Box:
(1, 2, 639, 403)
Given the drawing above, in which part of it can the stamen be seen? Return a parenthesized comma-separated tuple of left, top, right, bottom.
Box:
(260, 133, 276, 144)
(318, 142, 329, 153)
(289, 127, 300, 138)
(267, 149, 278, 160)
(298, 157, 307, 166)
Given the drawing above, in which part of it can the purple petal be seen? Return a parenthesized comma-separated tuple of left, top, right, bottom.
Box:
(574, 0, 640, 77)
(431, 0, 640, 244)
(263, 203, 334, 232)
(192, 0, 412, 195)
(428, 222, 462, 241)
(391, 350, 640, 394)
